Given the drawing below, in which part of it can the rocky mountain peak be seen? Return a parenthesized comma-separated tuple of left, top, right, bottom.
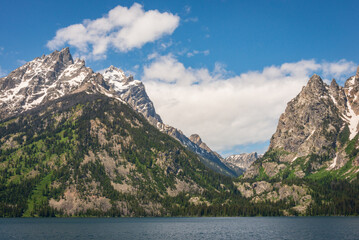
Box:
(302, 74, 327, 96)
(58, 47, 73, 63)
(328, 78, 347, 114)
(103, 66, 137, 90)
(104, 65, 125, 76)
(189, 134, 203, 145)
(102, 65, 162, 125)
(45, 47, 74, 68)
(344, 68, 359, 89)
(0, 48, 93, 119)
(268, 73, 345, 162)
(343, 66, 359, 117)
(330, 78, 339, 91)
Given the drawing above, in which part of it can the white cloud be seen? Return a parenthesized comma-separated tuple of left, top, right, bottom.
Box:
(321, 59, 357, 80)
(47, 3, 180, 59)
(142, 55, 357, 153)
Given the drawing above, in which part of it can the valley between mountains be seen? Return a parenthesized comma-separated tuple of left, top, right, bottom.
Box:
(0, 48, 358, 217)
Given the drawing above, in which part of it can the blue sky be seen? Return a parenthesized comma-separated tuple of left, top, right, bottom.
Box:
(1, 0, 358, 156)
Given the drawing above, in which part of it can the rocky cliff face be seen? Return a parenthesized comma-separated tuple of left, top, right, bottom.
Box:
(222, 152, 261, 175)
(244, 68, 359, 181)
(268, 74, 344, 162)
(103, 66, 162, 126)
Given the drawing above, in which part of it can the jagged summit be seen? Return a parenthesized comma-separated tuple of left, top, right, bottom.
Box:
(103, 65, 162, 125)
(104, 65, 126, 81)
(103, 66, 140, 90)
(302, 74, 327, 96)
(269, 73, 344, 162)
(0, 47, 93, 119)
(238, 68, 359, 213)
(344, 67, 359, 89)
(245, 66, 359, 180)
(330, 78, 339, 90)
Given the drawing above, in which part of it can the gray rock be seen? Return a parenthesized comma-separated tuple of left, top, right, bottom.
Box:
(243, 165, 260, 179)
(262, 162, 286, 178)
(252, 181, 272, 195)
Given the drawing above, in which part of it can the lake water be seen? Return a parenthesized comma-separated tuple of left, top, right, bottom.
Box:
(0, 217, 358, 240)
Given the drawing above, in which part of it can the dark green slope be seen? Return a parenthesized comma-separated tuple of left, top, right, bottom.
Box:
(0, 92, 286, 217)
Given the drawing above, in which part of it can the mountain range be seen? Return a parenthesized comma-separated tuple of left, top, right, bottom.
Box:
(1, 48, 358, 217)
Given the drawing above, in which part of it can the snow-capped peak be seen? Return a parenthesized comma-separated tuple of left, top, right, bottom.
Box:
(103, 66, 141, 93)
(0, 47, 92, 118)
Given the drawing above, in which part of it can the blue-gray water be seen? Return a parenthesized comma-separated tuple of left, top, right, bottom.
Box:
(0, 217, 358, 240)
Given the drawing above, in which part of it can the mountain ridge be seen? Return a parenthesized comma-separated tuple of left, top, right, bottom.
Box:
(0, 48, 235, 177)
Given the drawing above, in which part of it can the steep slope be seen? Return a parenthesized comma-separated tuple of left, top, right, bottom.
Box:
(268, 74, 344, 162)
(236, 70, 359, 215)
(0, 90, 242, 217)
(245, 72, 359, 180)
(222, 152, 261, 176)
(189, 134, 223, 160)
(103, 66, 162, 125)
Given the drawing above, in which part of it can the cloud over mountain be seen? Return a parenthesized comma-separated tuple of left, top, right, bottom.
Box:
(47, 3, 180, 59)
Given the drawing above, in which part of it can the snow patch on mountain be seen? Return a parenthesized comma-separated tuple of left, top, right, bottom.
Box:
(0, 48, 93, 118)
(344, 100, 359, 140)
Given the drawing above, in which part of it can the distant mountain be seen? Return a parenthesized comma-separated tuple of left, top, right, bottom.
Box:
(222, 152, 261, 176)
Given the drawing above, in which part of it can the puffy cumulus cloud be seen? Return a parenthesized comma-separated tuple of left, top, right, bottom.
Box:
(143, 54, 213, 85)
(142, 55, 357, 153)
(47, 3, 180, 59)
